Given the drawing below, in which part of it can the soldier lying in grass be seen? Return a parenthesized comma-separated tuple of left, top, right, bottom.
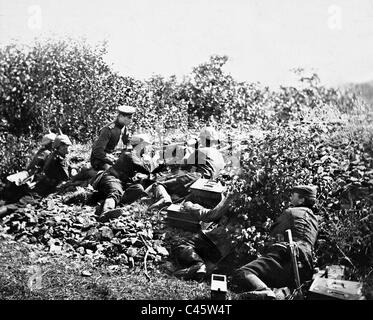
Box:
(231, 185, 319, 300)
(169, 185, 319, 301)
(91, 133, 155, 222)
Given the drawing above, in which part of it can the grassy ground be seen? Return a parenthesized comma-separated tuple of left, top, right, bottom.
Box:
(0, 238, 211, 300)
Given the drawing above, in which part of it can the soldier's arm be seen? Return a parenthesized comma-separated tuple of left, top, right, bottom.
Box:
(199, 193, 233, 223)
(26, 149, 48, 173)
(91, 127, 114, 164)
(269, 209, 294, 239)
(131, 155, 151, 175)
(121, 127, 129, 146)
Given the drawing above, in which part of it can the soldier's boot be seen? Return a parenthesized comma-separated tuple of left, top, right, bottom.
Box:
(273, 287, 291, 300)
(97, 207, 130, 223)
(232, 273, 276, 300)
(96, 197, 116, 222)
(173, 244, 207, 282)
(174, 262, 207, 282)
(148, 184, 172, 210)
(238, 289, 276, 300)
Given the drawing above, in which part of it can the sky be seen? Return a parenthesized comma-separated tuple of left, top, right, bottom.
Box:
(1, 0, 373, 88)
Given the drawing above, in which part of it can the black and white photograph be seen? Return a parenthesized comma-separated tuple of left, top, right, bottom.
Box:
(0, 0, 372, 311)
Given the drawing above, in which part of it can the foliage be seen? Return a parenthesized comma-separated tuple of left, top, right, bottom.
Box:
(0, 38, 190, 142)
(0, 133, 37, 181)
(1, 37, 372, 282)
(224, 116, 373, 278)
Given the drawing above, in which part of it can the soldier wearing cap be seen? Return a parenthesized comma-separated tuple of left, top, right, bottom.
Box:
(92, 133, 153, 222)
(33, 134, 73, 196)
(26, 132, 57, 176)
(1, 132, 59, 203)
(231, 184, 319, 300)
(90, 105, 136, 171)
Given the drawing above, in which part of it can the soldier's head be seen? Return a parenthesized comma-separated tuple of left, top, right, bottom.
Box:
(41, 132, 57, 149)
(290, 185, 317, 208)
(199, 126, 220, 148)
(117, 105, 136, 127)
(53, 134, 72, 157)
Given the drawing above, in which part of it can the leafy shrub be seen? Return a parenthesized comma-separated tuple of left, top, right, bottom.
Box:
(224, 115, 373, 278)
(1, 37, 372, 280)
(0, 133, 37, 181)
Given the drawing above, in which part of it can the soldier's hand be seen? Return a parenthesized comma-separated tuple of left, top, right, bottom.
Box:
(106, 154, 116, 164)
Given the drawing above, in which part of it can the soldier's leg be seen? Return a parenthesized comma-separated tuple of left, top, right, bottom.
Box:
(231, 268, 270, 292)
(164, 172, 201, 197)
(91, 158, 111, 171)
(71, 166, 97, 183)
(231, 246, 293, 299)
(95, 174, 123, 216)
(148, 183, 172, 210)
(173, 236, 205, 267)
(120, 183, 148, 205)
(172, 235, 214, 281)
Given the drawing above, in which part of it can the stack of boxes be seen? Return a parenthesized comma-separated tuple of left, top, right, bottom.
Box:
(164, 179, 226, 232)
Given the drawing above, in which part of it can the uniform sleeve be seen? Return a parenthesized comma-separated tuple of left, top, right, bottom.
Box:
(91, 127, 114, 164)
(57, 158, 70, 181)
(269, 209, 294, 237)
(27, 149, 45, 173)
(121, 127, 129, 146)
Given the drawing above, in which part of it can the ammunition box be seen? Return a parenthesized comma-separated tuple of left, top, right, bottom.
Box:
(308, 278, 365, 300)
(189, 179, 226, 208)
(164, 204, 201, 232)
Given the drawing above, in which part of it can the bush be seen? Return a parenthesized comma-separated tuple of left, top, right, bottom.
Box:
(225, 114, 373, 278)
(1, 37, 372, 280)
(0, 133, 37, 181)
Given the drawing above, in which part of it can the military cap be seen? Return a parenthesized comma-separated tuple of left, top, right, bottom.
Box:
(53, 134, 72, 148)
(41, 132, 57, 146)
(117, 105, 136, 115)
(292, 185, 317, 200)
(130, 133, 152, 146)
(199, 126, 220, 141)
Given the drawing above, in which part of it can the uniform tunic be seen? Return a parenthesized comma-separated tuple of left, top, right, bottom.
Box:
(33, 151, 71, 196)
(26, 147, 52, 175)
(90, 120, 129, 170)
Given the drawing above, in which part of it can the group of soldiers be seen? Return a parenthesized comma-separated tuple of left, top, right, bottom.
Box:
(0, 104, 320, 300)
